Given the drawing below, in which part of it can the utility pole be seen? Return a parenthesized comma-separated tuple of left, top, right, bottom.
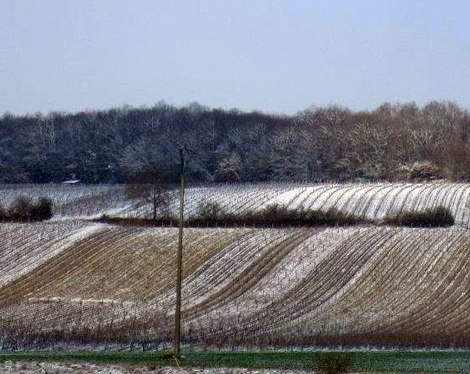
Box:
(174, 146, 187, 357)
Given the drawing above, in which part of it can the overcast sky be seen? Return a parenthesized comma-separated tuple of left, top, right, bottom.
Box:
(1, 0, 469, 115)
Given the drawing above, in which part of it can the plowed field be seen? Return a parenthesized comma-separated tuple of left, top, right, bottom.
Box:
(2, 220, 470, 348)
(3, 182, 470, 226)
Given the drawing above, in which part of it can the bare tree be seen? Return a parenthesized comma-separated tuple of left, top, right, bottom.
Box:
(126, 172, 171, 224)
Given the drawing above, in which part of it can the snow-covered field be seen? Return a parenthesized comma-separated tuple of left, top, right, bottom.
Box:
(2, 182, 470, 348)
(2, 182, 470, 225)
(155, 182, 470, 226)
(2, 220, 470, 348)
(0, 184, 127, 218)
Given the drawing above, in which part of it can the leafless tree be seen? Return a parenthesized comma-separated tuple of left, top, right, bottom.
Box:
(126, 172, 172, 224)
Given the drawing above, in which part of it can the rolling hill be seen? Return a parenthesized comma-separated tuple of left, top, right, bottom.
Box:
(1, 216, 470, 349)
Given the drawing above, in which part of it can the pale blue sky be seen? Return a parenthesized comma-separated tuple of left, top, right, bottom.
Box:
(1, 0, 469, 115)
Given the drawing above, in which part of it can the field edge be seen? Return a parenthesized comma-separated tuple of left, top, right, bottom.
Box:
(2, 350, 470, 373)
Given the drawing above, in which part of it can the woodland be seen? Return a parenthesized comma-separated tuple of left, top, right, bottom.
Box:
(0, 100, 469, 184)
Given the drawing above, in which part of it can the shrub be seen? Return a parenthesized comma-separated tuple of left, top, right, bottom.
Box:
(3, 196, 53, 222)
(0, 203, 5, 221)
(306, 208, 364, 226)
(196, 200, 224, 221)
(385, 206, 454, 227)
(29, 197, 53, 221)
(8, 196, 33, 221)
(397, 161, 442, 181)
(193, 202, 366, 227)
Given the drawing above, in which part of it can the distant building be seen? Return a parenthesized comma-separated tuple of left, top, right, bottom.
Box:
(62, 180, 81, 185)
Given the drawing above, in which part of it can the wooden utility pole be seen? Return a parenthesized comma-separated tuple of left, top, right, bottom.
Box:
(174, 147, 187, 357)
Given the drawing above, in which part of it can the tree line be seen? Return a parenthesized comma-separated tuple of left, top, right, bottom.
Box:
(1, 100, 469, 184)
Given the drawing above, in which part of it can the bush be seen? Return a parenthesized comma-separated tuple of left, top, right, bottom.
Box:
(385, 206, 454, 227)
(192, 202, 366, 227)
(0, 203, 5, 221)
(397, 161, 442, 181)
(8, 196, 33, 221)
(314, 352, 353, 374)
(305, 208, 364, 226)
(196, 200, 224, 221)
(255, 205, 365, 226)
(29, 197, 53, 221)
(3, 196, 53, 222)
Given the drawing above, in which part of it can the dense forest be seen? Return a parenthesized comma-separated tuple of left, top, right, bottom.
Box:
(1, 101, 469, 184)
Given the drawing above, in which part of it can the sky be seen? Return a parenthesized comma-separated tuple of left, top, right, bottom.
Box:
(1, 0, 470, 116)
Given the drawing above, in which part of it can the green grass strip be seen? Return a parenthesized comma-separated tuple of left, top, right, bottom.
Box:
(2, 350, 470, 373)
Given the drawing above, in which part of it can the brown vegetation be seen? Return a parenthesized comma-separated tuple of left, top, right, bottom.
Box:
(384, 206, 455, 227)
(0, 196, 53, 222)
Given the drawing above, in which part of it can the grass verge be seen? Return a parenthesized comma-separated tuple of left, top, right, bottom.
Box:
(2, 350, 470, 373)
